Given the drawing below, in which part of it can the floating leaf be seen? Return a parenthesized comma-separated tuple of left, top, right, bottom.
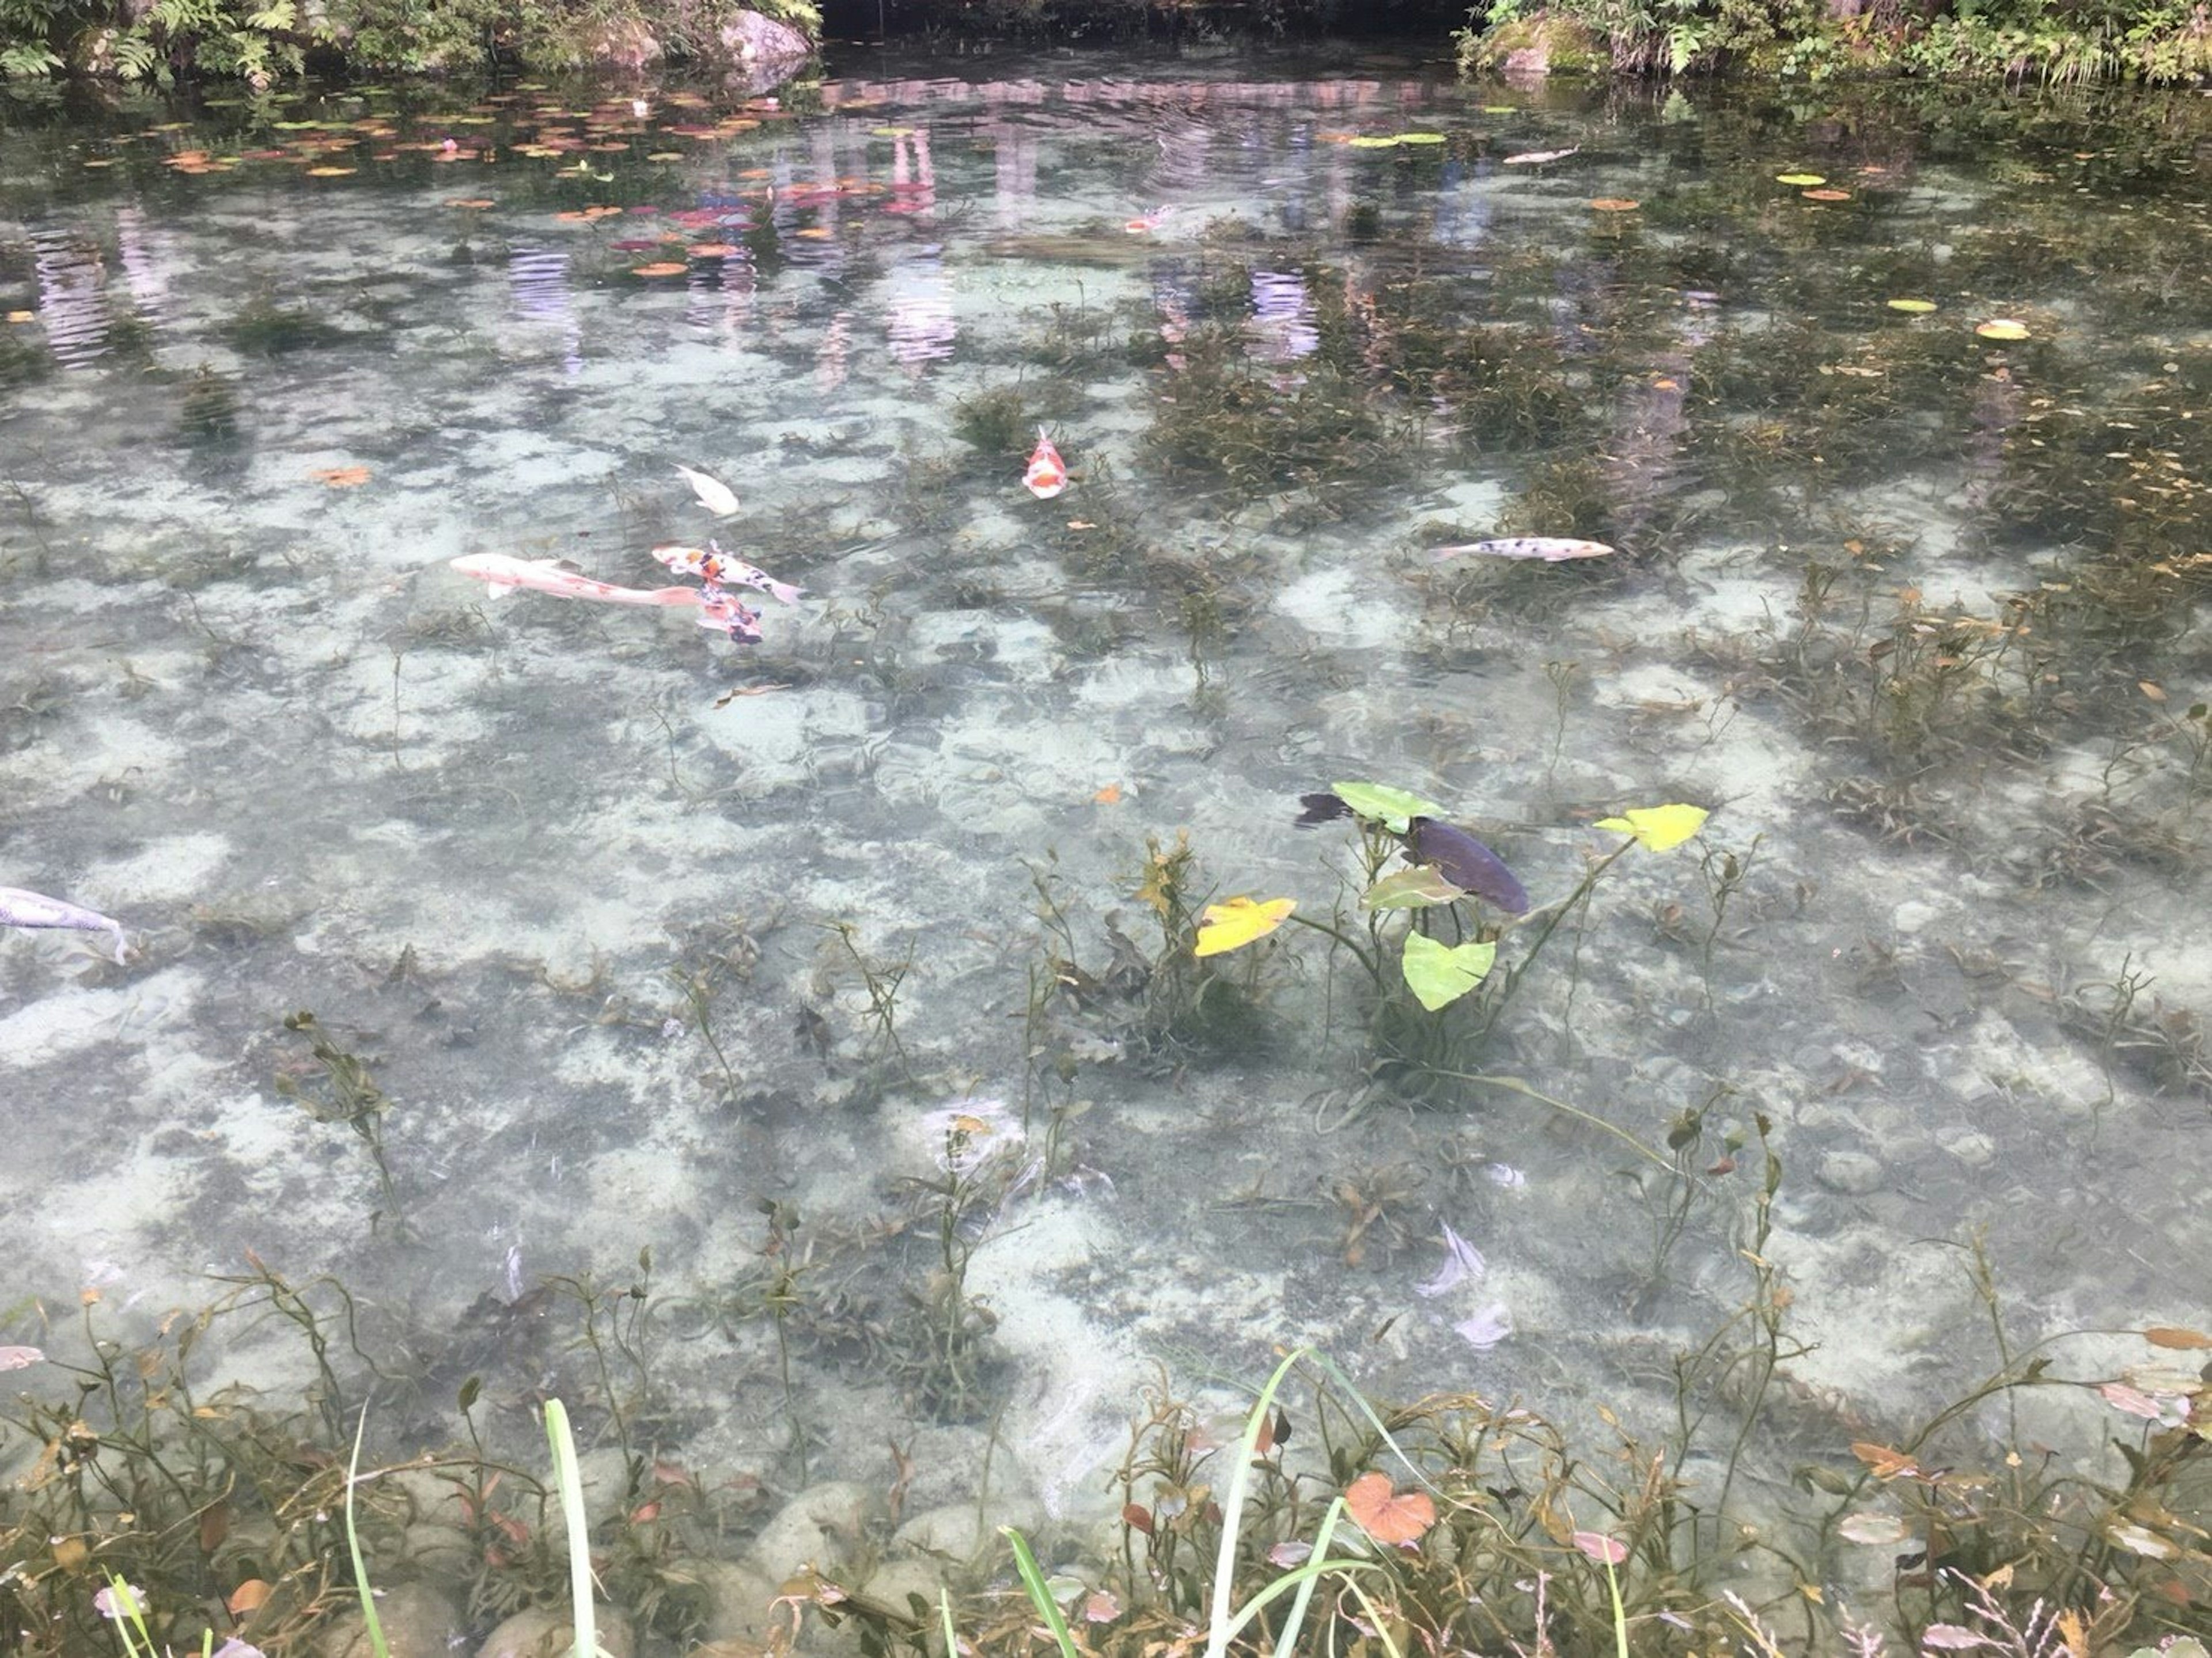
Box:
(1194, 897, 1295, 958)
(1571, 1530, 1627, 1565)
(2145, 1326, 2212, 1350)
(1330, 780, 1444, 833)
(310, 466, 370, 488)
(1850, 1441, 1920, 1479)
(2105, 1520, 2179, 1560)
(1976, 318, 2031, 340)
(1802, 188, 1852, 201)
(1594, 803, 1709, 852)
(2098, 1382, 2165, 1420)
(1886, 298, 1938, 313)
(631, 262, 687, 278)
(1921, 1625, 1986, 1649)
(304, 165, 357, 177)
(1362, 867, 1464, 911)
(1397, 132, 1448, 144)
(1348, 135, 1402, 149)
(1402, 933, 1495, 1011)
(1344, 1473, 1435, 1546)
(1093, 783, 1123, 805)
(1589, 198, 1640, 211)
(1775, 171, 1827, 186)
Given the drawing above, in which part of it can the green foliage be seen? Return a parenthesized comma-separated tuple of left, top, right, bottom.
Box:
(1456, 0, 2212, 81)
(0, 0, 819, 80)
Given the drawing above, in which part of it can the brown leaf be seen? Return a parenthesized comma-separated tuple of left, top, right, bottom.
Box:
(311, 466, 370, 488)
(2145, 1326, 2212, 1350)
(226, 1579, 272, 1616)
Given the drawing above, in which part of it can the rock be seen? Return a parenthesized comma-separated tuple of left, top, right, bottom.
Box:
(1940, 1129, 1996, 1168)
(398, 1519, 477, 1589)
(717, 9, 811, 67)
(475, 1604, 634, 1658)
(691, 1557, 783, 1644)
(862, 1557, 946, 1621)
(748, 1480, 884, 1579)
(321, 1584, 467, 1658)
(544, 1447, 633, 1549)
(1816, 1150, 1885, 1196)
(891, 1498, 1039, 1564)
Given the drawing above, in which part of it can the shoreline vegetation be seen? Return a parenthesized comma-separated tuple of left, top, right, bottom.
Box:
(1, 0, 2209, 86)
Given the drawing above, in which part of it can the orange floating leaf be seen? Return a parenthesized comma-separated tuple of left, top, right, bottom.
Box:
(688, 242, 741, 257)
(1093, 783, 1123, 805)
(1850, 1441, 1921, 1480)
(631, 262, 687, 278)
(444, 197, 495, 208)
(2145, 1326, 2212, 1350)
(310, 466, 370, 488)
(1802, 188, 1852, 202)
(226, 1579, 272, 1615)
(1589, 198, 1639, 212)
(1976, 318, 2031, 340)
(1345, 1472, 1434, 1546)
(304, 166, 357, 177)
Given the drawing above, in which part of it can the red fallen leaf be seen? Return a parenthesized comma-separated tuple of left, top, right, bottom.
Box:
(1122, 1502, 1154, 1535)
(226, 1579, 272, 1616)
(1345, 1471, 1434, 1546)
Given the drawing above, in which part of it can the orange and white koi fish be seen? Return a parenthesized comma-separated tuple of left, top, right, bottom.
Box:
(1022, 428, 1069, 500)
(450, 553, 703, 606)
(650, 543, 802, 605)
(696, 590, 764, 644)
(1124, 205, 1175, 234)
(1, 886, 128, 963)
(1429, 537, 1616, 562)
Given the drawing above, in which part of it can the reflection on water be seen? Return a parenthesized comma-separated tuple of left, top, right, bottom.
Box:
(2, 42, 2211, 1641)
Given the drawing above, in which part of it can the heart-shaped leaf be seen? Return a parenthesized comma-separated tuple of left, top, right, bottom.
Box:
(1402, 933, 1495, 1011)
(1330, 780, 1445, 834)
(1362, 867, 1465, 911)
(1594, 803, 1709, 852)
(1194, 897, 1295, 958)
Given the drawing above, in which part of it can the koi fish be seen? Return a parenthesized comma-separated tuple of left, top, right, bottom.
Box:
(649, 544, 803, 605)
(1022, 428, 1069, 500)
(1428, 537, 1615, 562)
(450, 553, 702, 607)
(1407, 817, 1531, 915)
(1124, 206, 1173, 234)
(696, 590, 763, 644)
(1, 886, 129, 963)
(674, 462, 740, 518)
(1501, 146, 1579, 166)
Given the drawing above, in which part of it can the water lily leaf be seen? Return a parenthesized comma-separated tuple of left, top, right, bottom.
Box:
(1194, 897, 1295, 958)
(1976, 318, 2031, 340)
(1330, 780, 1445, 833)
(1396, 132, 1447, 144)
(1885, 298, 1938, 313)
(1589, 198, 1639, 211)
(1594, 803, 1709, 852)
(1402, 933, 1495, 1011)
(1348, 135, 1401, 149)
(1802, 187, 1852, 201)
(1362, 867, 1464, 911)
(1775, 170, 1826, 186)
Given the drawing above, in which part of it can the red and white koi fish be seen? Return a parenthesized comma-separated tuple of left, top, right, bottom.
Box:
(1124, 205, 1174, 234)
(696, 590, 763, 644)
(1429, 537, 1616, 562)
(1, 886, 128, 963)
(1501, 146, 1579, 166)
(450, 553, 702, 607)
(1022, 428, 1069, 500)
(650, 544, 802, 605)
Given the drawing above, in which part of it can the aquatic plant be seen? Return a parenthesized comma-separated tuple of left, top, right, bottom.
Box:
(272, 1010, 405, 1235)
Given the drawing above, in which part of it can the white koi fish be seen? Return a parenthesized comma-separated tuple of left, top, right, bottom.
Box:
(1429, 537, 1616, 562)
(0, 886, 129, 963)
(450, 554, 703, 607)
(1501, 146, 1580, 166)
(674, 462, 740, 518)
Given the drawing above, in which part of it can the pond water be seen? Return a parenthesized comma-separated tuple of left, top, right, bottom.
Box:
(2, 38, 2210, 1642)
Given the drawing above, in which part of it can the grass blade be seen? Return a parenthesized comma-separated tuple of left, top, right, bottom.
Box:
(1271, 1497, 1346, 1658)
(1204, 1346, 1309, 1658)
(544, 1398, 597, 1658)
(1001, 1526, 1080, 1658)
(344, 1409, 391, 1658)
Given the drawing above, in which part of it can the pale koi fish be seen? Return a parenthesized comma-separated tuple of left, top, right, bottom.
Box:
(1501, 146, 1580, 166)
(1429, 537, 1616, 563)
(450, 553, 702, 607)
(650, 543, 803, 605)
(0, 886, 129, 963)
(675, 462, 740, 518)
(1124, 206, 1175, 234)
(1023, 427, 1069, 500)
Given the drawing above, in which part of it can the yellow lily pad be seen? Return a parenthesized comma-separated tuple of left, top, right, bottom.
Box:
(1775, 171, 1825, 186)
(1195, 897, 1296, 958)
(1885, 298, 1938, 313)
(1976, 318, 2031, 340)
(1594, 803, 1710, 852)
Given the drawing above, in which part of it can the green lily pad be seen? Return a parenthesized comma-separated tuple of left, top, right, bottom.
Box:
(1397, 132, 1448, 145)
(1331, 780, 1445, 834)
(1362, 867, 1465, 911)
(1402, 933, 1496, 1011)
(1885, 298, 1938, 313)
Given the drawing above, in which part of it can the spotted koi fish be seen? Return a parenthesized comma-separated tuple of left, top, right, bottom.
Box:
(649, 543, 802, 605)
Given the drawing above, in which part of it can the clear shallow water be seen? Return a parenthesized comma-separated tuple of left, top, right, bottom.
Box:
(2, 40, 2211, 1618)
